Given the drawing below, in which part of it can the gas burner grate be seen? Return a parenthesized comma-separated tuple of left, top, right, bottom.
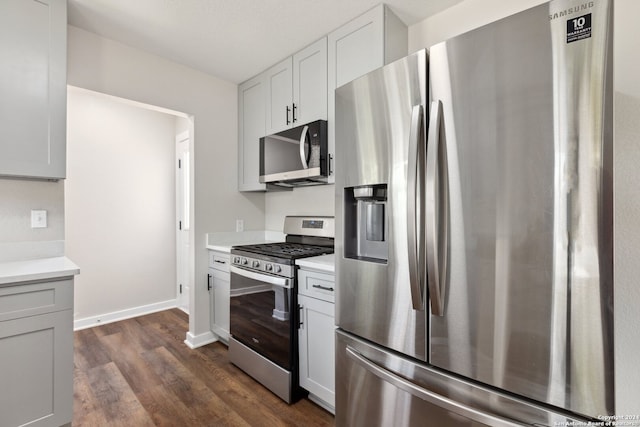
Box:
(233, 242, 333, 260)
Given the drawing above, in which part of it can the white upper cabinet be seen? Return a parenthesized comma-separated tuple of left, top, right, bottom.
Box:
(0, 0, 67, 179)
(328, 4, 407, 89)
(327, 5, 407, 184)
(237, 5, 405, 192)
(238, 74, 267, 192)
(266, 38, 328, 135)
(265, 58, 294, 135)
(293, 38, 328, 126)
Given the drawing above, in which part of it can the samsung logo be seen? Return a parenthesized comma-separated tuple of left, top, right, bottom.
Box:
(549, 1, 594, 20)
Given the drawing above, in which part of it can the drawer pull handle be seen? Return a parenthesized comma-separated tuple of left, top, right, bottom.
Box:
(312, 284, 334, 292)
(214, 260, 227, 264)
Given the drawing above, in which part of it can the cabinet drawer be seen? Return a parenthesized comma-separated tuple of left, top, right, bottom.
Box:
(298, 270, 335, 303)
(0, 279, 73, 322)
(209, 251, 230, 272)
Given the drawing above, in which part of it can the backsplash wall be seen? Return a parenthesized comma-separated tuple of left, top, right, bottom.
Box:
(0, 179, 65, 259)
(264, 184, 335, 231)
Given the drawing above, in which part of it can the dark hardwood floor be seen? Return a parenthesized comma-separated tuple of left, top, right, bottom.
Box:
(73, 309, 335, 426)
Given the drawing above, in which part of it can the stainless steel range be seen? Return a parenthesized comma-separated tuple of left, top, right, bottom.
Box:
(228, 216, 334, 403)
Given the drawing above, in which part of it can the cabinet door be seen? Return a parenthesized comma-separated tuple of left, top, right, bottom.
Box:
(210, 267, 230, 341)
(0, 0, 67, 179)
(0, 310, 73, 427)
(298, 294, 336, 410)
(328, 6, 384, 91)
(293, 38, 327, 125)
(238, 74, 266, 191)
(327, 6, 385, 187)
(265, 57, 293, 135)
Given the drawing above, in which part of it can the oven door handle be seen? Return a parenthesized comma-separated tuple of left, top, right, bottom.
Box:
(230, 265, 292, 289)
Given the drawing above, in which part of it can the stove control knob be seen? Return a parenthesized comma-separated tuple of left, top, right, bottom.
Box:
(233, 257, 240, 264)
(275, 265, 282, 273)
(265, 264, 273, 272)
(252, 260, 260, 268)
(241, 258, 248, 265)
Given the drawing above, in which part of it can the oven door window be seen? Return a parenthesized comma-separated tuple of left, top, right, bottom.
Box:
(230, 270, 292, 370)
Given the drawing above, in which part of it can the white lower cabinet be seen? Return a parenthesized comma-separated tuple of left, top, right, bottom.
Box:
(297, 268, 335, 413)
(208, 250, 230, 342)
(0, 279, 74, 427)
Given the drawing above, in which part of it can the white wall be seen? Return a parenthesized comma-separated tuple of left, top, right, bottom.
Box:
(0, 180, 64, 248)
(264, 184, 335, 231)
(408, 0, 640, 416)
(66, 25, 265, 340)
(66, 87, 177, 325)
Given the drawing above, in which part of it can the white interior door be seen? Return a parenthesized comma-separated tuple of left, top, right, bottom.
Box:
(176, 131, 191, 314)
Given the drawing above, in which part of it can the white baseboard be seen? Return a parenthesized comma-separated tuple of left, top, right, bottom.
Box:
(73, 299, 178, 331)
(184, 330, 218, 349)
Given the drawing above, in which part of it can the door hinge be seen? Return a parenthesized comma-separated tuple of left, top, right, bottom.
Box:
(179, 284, 183, 294)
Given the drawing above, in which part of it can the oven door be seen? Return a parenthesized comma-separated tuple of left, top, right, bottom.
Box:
(229, 266, 294, 370)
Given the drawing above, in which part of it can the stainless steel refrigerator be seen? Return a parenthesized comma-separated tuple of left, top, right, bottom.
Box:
(334, 0, 613, 425)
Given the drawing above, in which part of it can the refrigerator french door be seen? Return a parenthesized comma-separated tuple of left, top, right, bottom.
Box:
(335, 0, 613, 425)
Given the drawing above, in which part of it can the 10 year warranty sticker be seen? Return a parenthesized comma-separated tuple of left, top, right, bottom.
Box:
(567, 13, 592, 43)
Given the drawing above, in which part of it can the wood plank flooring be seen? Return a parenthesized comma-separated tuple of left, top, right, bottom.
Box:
(73, 309, 335, 426)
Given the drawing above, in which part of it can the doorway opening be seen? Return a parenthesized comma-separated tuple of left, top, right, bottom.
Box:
(66, 86, 194, 328)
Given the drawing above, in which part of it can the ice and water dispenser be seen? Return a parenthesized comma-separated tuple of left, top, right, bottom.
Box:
(343, 184, 388, 263)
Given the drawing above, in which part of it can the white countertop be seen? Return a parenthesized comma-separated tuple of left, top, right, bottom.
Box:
(206, 230, 285, 253)
(0, 256, 80, 285)
(296, 254, 335, 274)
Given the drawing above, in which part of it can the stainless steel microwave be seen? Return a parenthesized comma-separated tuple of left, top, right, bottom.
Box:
(259, 120, 329, 187)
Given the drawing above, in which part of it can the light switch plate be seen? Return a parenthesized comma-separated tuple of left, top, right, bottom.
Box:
(31, 210, 47, 228)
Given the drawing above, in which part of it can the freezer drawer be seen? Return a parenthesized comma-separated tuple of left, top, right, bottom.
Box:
(335, 330, 591, 427)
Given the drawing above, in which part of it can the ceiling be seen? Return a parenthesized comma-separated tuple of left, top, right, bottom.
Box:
(67, 0, 462, 84)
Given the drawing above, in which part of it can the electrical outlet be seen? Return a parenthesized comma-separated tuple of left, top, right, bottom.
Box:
(31, 210, 47, 228)
(236, 219, 244, 232)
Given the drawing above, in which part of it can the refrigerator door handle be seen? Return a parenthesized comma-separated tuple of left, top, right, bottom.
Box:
(426, 100, 448, 316)
(299, 125, 309, 169)
(346, 346, 521, 427)
(407, 104, 426, 311)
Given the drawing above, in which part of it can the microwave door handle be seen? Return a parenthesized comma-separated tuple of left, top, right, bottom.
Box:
(407, 104, 425, 311)
(426, 100, 448, 317)
(299, 125, 309, 169)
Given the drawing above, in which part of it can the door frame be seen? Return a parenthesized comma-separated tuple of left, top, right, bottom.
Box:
(176, 129, 192, 314)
